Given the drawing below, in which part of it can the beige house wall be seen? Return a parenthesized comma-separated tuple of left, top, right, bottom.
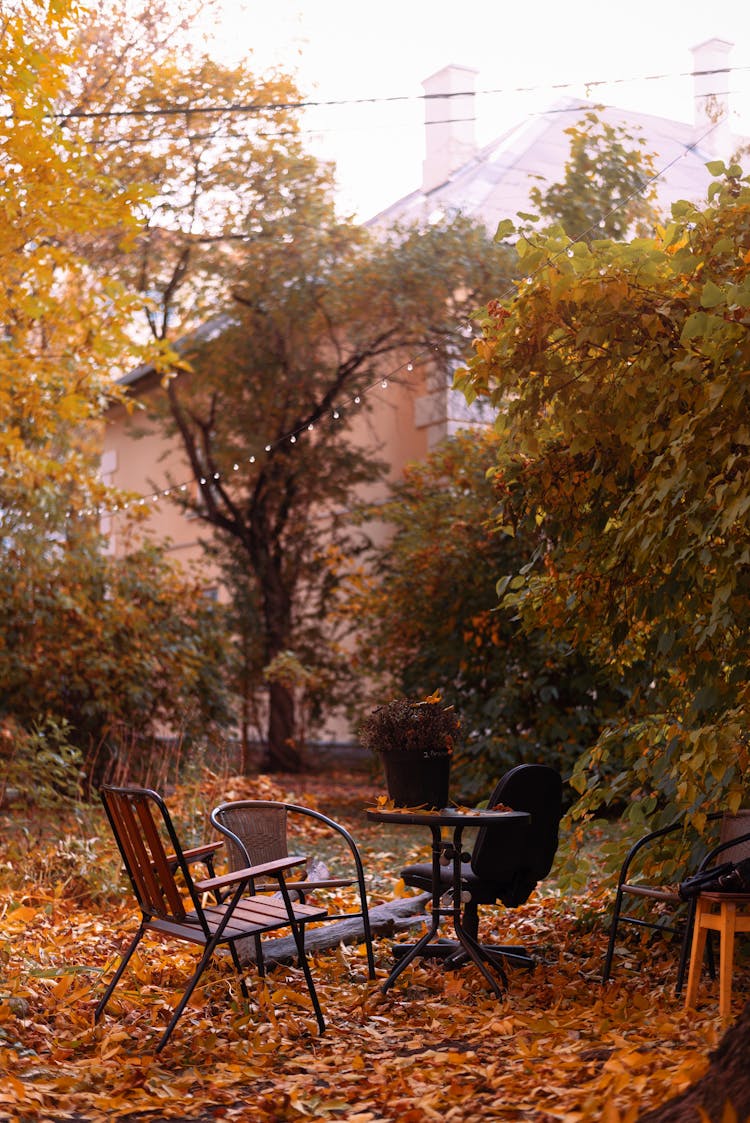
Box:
(101, 356, 436, 568)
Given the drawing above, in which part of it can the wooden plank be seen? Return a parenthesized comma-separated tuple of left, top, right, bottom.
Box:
(235, 893, 431, 965)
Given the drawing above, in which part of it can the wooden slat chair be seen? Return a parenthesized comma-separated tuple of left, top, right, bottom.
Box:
(210, 800, 376, 979)
(96, 785, 327, 1052)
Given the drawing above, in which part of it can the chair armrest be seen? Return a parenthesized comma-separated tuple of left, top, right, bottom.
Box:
(161, 840, 223, 874)
(172, 841, 223, 865)
(615, 819, 684, 885)
(194, 855, 305, 893)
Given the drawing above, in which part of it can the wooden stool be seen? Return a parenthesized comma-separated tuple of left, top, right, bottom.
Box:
(684, 892, 750, 1018)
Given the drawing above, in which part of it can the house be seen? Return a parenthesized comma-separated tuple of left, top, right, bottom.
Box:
(101, 38, 744, 607)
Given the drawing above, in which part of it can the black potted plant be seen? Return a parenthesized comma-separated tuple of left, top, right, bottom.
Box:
(358, 693, 460, 809)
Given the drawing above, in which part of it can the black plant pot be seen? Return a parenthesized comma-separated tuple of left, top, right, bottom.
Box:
(380, 750, 451, 809)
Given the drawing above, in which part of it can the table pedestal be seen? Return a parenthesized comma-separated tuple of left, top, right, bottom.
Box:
(366, 807, 531, 996)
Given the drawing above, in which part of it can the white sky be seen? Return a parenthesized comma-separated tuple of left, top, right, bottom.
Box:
(205, 0, 750, 220)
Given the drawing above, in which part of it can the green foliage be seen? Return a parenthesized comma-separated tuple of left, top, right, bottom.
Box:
(1, 717, 82, 809)
(528, 111, 661, 241)
(0, 520, 234, 778)
(347, 429, 629, 798)
(457, 163, 750, 826)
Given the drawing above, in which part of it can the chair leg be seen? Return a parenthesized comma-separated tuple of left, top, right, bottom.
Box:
(357, 883, 376, 981)
(228, 943, 250, 1000)
(601, 888, 624, 983)
(95, 928, 144, 1021)
(155, 940, 220, 1054)
(462, 900, 480, 942)
(675, 897, 696, 995)
(718, 902, 736, 1020)
(287, 920, 325, 1035)
(684, 899, 709, 1011)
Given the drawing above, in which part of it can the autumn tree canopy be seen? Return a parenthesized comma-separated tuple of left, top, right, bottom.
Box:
(345, 428, 633, 798)
(1, 1, 234, 770)
(161, 212, 516, 770)
(456, 162, 750, 830)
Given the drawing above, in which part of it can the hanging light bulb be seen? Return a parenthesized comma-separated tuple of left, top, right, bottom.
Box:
(290, 434, 296, 443)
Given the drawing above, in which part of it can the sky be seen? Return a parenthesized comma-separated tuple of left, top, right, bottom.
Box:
(204, 0, 750, 220)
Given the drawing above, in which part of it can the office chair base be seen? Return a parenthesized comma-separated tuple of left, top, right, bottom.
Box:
(392, 938, 535, 970)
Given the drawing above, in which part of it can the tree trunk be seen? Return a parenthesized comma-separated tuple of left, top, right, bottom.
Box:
(638, 1001, 750, 1121)
(266, 678, 303, 771)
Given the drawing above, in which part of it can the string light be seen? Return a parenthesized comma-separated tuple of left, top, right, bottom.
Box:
(75, 116, 722, 523)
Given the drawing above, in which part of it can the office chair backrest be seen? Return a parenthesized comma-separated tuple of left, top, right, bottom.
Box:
(471, 764, 563, 906)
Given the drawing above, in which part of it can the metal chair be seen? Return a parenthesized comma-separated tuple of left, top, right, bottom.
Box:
(96, 785, 327, 1051)
(398, 763, 564, 970)
(602, 809, 750, 992)
(210, 799, 376, 979)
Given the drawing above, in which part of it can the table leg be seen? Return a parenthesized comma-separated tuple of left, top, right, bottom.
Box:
(381, 824, 445, 993)
(447, 828, 507, 996)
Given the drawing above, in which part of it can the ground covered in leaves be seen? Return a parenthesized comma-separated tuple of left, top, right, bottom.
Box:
(1, 769, 747, 1123)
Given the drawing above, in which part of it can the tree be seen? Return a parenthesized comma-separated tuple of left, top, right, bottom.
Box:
(1, 1, 232, 772)
(1, 0, 146, 515)
(160, 213, 516, 770)
(49, 0, 322, 348)
(527, 110, 660, 242)
(344, 428, 632, 798)
(455, 162, 750, 830)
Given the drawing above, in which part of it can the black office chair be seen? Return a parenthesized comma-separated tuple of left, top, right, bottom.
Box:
(399, 763, 564, 968)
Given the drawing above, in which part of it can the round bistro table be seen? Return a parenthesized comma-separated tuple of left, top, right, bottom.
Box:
(366, 806, 531, 996)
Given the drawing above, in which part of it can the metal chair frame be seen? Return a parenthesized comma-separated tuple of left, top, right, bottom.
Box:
(602, 809, 750, 993)
(211, 799, 376, 979)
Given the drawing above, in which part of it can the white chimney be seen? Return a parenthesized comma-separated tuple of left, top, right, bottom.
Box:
(691, 38, 733, 157)
(421, 64, 478, 194)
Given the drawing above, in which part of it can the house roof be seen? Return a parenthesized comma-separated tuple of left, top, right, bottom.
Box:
(366, 39, 743, 235)
(368, 96, 721, 235)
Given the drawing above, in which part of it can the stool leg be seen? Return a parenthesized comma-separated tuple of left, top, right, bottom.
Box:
(718, 902, 736, 1020)
(685, 899, 709, 1011)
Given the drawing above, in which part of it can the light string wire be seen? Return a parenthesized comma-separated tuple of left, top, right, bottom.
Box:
(68, 113, 725, 523)
(40, 63, 750, 123)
